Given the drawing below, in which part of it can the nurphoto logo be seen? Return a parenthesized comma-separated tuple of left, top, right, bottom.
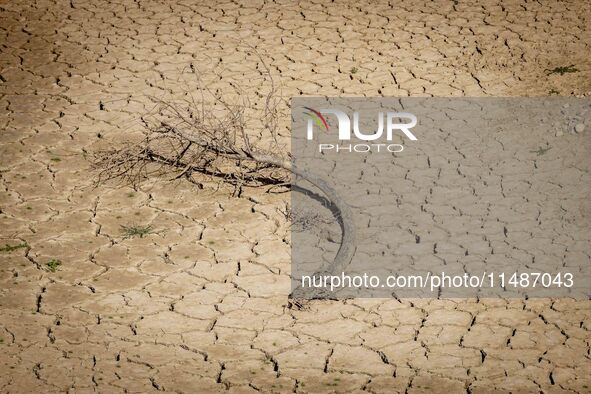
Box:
(304, 106, 418, 153)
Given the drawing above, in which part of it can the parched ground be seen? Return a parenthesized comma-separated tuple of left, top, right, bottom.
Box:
(1, 0, 591, 393)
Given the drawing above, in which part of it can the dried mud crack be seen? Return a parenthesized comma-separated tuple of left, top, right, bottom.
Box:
(1, 0, 590, 393)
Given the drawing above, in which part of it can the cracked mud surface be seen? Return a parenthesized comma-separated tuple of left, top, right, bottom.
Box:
(1, 0, 590, 392)
(291, 98, 591, 299)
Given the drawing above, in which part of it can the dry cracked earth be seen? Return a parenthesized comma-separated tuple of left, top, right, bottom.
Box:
(1, 0, 591, 393)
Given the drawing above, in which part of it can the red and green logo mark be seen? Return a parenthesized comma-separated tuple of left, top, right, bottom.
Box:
(304, 107, 328, 131)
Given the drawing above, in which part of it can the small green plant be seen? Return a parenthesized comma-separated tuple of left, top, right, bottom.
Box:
(548, 88, 560, 95)
(350, 66, 358, 74)
(546, 65, 578, 75)
(0, 243, 28, 252)
(50, 157, 61, 162)
(531, 146, 551, 156)
(120, 224, 153, 239)
(46, 259, 62, 272)
(126, 192, 135, 198)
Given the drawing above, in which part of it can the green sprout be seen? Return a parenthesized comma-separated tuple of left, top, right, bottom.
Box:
(46, 259, 62, 272)
(120, 224, 153, 239)
(546, 65, 579, 75)
(0, 243, 28, 252)
(531, 146, 551, 156)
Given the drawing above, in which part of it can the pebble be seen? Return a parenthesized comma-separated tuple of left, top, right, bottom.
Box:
(555, 130, 564, 137)
(575, 123, 585, 133)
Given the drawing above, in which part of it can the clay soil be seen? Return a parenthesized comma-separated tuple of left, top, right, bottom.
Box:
(0, 0, 590, 393)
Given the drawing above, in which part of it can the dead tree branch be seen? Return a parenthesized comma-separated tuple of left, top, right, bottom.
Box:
(91, 55, 355, 285)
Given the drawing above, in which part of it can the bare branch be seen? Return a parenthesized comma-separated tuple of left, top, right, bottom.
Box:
(91, 56, 355, 295)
